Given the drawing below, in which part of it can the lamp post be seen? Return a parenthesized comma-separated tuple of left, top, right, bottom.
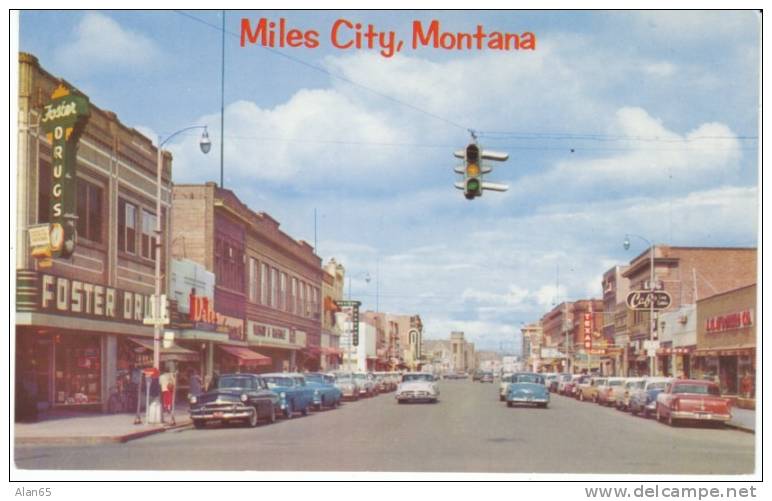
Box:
(623, 234, 656, 377)
(152, 126, 211, 371)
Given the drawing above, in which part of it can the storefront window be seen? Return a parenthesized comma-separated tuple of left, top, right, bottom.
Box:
(54, 334, 101, 405)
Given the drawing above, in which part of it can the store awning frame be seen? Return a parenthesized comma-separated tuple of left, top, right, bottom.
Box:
(129, 337, 200, 362)
(218, 345, 272, 367)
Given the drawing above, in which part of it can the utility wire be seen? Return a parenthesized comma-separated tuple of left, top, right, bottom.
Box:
(173, 10, 470, 133)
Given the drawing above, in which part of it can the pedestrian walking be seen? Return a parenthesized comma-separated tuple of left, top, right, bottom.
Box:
(189, 369, 202, 399)
(160, 368, 176, 414)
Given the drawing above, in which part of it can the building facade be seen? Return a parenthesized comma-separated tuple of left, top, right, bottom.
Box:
(170, 183, 323, 376)
(694, 284, 756, 401)
(320, 259, 345, 370)
(16, 53, 184, 413)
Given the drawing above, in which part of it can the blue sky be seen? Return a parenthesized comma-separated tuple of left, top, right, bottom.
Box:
(19, 10, 760, 353)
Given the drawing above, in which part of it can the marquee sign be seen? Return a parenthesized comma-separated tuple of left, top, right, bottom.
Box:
(583, 312, 593, 350)
(40, 83, 90, 258)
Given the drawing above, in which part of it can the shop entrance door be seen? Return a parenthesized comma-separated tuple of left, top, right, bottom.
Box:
(719, 356, 738, 394)
(26, 338, 53, 411)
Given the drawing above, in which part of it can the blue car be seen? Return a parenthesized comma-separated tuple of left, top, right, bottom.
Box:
(629, 377, 673, 418)
(303, 372, 343, 410)
(505, 373, 549, 408)
(262, 373, 315, 418)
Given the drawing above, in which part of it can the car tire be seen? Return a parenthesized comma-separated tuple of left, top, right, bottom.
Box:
(540, 403, 548, 409)
(247, 408, 258, 428)
(301, 404, 310, 416)
(506, 401, 513, 408)
(284, 401, 293, 419)
(397, 400, 405, 404)
(656, 406, 662, 422)
(579, 392, 584, 401)
(667, 413, 675, 427)
(643, 407, 650, 419)
(631, 406, 638, 416)
(193, 420, 205, 429)
(267, 405, 276, 424)
(499, 395, 505, 402)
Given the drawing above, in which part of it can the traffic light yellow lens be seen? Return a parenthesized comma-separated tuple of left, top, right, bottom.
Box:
(466, 164, 480, 176)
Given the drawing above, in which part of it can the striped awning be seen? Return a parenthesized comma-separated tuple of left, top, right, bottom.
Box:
(218, 345, 271, 366)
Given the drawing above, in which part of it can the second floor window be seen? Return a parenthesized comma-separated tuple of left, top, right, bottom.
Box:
(118, 200, 137, 254)
(76, 178, 103, 243)
(140, 210, 156, 260)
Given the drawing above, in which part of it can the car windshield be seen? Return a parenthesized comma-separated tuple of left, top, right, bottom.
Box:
(628, 381, 645, 389)
(560, 375, 572, 381)
(305, 374, 324, 384)
(673, 384, 720, 395)
(647, 382, 668, 391)
(502, 374, 513, 382)
(218, 376, 254, 390)
(609, 380, 623, 386)
(353, 373, 366, 380)
(262, 376, 293, 389)
(512, 374, 543, 384)
(402, 374, 434, 382)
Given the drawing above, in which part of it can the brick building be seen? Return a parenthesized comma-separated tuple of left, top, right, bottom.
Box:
(171, 183, 323, 375)
(621, 245, 756, 376)
(15, 53, 190, 413)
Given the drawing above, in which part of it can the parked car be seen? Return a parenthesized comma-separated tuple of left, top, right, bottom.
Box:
(555, 373, 573, 394)
(505, 373, 549, 408)
(563, 374, 589, 397)
(499, 373, 514, 401)
(262, 373, 314, 418)
(472, 370, 483, 382)
(615, 378, 645, 411)
(480, 371, 494, 383)
(189, 373, 279, 428)
(353, 372, 376, 397)
(543, 373, 559, 391)
(656, 379, 732, 426)
(396, 372, 439, 403)
(578, 376, 607, 402)
(332, 372, 361, 401)
(629, 377, 673, 418)
(597, 377, 626, 406)
(303, 372, 342, 410)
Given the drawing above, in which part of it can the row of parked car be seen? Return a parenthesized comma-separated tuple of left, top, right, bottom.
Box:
(543, 373, 733, 426)
(188, 371, 402, 428)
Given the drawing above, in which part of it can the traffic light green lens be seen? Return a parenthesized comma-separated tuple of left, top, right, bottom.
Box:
(467, 179, 480, 191)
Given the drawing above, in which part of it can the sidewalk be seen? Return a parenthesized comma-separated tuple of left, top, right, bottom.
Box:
(15, 402, 192, 445)
(726, 407, 755, 433)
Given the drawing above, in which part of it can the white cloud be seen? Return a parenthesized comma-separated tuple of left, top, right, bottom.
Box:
(56, 12, 161, 73)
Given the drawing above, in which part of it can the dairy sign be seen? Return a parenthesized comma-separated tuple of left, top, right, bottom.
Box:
(40, 83, 90, 258)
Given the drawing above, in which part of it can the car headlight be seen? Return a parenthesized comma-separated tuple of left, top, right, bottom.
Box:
(280, 392, 286, 399)
(189, 395, 197, 404)
(240, 394, 248, 402)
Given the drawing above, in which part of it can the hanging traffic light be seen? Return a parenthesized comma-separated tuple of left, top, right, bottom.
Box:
(454, 140, 510, 199)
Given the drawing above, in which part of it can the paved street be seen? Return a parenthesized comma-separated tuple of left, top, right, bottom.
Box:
(15, 380, 755, 474)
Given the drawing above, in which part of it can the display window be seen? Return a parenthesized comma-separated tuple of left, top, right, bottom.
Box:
(54, 334, 101, 405)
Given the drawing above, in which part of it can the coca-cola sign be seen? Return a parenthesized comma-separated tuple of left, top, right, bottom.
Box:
(626, 290, 672, 311)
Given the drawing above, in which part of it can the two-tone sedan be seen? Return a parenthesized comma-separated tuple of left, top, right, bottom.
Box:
(304, 372, 342, 410)
(656, 379, 732, 426)
(395, 372, 439, 403)
(189, 373, 279, 428)
(505, 373, 549, 408)
(332, 372, 361, 401)
(629, 377, 673, 418)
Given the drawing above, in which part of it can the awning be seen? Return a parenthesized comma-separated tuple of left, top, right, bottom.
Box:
(219, 345, 271, 366)
(129, 337, 199, 362)
(693, 348, 755, 358)
(321, 347, 341, 356)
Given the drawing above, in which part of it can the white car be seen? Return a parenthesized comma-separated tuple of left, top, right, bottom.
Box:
(396, 373, 439, 404)
(499, 373, 514, 401)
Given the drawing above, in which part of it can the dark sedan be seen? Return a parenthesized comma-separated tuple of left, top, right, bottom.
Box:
(189, 373, 279, 428)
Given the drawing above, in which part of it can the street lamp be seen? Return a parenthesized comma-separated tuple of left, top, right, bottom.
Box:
(152, 126, 211, 371)
(623, 233, 656, 377)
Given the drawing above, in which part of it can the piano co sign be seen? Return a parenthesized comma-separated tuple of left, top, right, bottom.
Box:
(626, 290, 672, 311)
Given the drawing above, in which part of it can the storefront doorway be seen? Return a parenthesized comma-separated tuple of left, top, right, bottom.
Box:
(719, 356, 738, 394)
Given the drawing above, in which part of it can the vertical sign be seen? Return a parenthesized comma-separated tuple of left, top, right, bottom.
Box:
(40, 83, 91, 258)
(583, 313, 593, 350)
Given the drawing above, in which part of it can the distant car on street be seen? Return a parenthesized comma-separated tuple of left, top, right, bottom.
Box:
(499, 373, 514, 401)
(656, 379, 732, 426)
(615, 378, 645, 411)
(480, 372, 494, 383)
(563, 374, 589, 397)
(505, 373, 549, 408)
(555, 373, 573, 394)
(472, 370, 483, 382)
(332, 372, 361, 401)
(189, 373, 279, 428)
(597, 377, 626, 406)
(396, 372, 439, 403)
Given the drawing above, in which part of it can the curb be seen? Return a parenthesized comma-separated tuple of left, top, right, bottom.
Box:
(725, 423, 755, 434)
(15, 420, 193, 445)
